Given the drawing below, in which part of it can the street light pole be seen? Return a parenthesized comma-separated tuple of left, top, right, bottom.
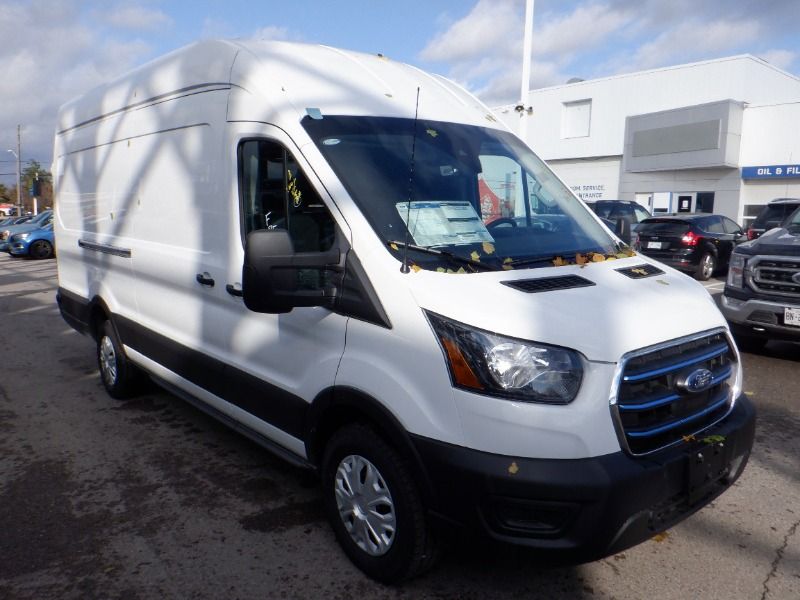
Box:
(7, 125, 22, 216)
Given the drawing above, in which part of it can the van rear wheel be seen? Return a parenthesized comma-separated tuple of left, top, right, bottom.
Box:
(97, 320, 142, 399)
(321, 423, 438, 583)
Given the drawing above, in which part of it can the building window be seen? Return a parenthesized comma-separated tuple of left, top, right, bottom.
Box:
(561, 99, 592, 139)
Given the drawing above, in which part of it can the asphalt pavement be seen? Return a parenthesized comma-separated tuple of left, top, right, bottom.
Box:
(1, 255, 798, 599)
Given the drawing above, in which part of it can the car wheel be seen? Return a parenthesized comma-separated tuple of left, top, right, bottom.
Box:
(695, 253, 716, 281)
(321, 423, 438, 583)
(97, 320, 143, 399)
(29, 240, 54, 259)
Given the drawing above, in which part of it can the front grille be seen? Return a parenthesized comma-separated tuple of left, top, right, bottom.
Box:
(751, 257, 800, 298)
(613, 330, 736, 455)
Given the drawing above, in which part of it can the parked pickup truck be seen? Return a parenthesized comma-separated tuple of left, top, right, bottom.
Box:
(721, 207, 800, 350)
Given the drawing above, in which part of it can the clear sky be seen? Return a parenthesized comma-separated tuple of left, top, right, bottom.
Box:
(2, 0, 799, 183)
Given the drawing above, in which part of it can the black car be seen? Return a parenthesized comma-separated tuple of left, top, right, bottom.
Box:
(635, 213, 745, 280)
(746, 197, 800, 240)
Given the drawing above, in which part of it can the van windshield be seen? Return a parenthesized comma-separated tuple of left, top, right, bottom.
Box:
(302, 116, 619, 272)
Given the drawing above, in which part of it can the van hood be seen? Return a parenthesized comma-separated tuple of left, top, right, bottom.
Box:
(736, 226, 800, 256)
(407, 257, 725, 363)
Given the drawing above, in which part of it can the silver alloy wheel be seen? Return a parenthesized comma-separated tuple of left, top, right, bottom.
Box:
(701, 254, 715, 279)
(99, 335, 118, 386)
(334, 454, 397, 556)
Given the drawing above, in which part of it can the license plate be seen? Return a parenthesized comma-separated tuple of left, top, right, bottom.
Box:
(687, 441, 730, 505)
(647, 241, 663, 249)
(785, 307, 800, 327)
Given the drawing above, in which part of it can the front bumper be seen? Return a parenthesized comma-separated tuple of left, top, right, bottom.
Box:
(9, 240, 31, 255)
(721, 294, 800, 341)
(412, 393, 755, 562)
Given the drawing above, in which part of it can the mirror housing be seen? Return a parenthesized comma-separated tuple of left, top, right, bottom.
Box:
(243, 229, 342, 314)
(614, 217, 632, 245)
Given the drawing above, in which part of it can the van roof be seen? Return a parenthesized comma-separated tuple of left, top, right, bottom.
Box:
(767, 198, 800, 204)
(57, 39, 500, 134)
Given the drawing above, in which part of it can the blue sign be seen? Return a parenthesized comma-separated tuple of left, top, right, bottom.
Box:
(741, 165, 800, 179)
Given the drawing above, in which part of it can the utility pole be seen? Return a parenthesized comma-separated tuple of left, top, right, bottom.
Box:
(518, 0, 534, 140)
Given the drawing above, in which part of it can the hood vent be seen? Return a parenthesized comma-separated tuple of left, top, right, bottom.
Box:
(616, 264, 664, 279)
(502, 275, 595, 293)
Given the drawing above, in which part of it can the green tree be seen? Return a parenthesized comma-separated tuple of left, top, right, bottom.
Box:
(22, 160, 52, 193)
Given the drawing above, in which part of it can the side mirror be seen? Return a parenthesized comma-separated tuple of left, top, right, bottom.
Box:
(242, 229, 342, 314)
(614, 217, 631, 245)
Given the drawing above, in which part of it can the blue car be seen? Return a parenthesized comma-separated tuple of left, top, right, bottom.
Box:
(0, 215, 32, 227)
(0, 210, 53, 251)
(9, 222, 56, 259)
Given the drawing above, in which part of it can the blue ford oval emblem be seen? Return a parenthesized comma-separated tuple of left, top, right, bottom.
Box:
(680, 368, 714, 393)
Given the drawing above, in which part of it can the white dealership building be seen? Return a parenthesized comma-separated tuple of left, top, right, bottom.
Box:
(495, 55, 800, 228)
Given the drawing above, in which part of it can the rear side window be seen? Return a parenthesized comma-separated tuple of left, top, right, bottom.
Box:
(633, 205, 650, 223)
(703, 216, 725, 233)
(752, 205, 791, 228)
(590, 203, 612, 219)
(636, 220, 690, 236)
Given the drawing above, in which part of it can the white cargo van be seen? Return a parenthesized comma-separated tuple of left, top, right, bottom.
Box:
(54, 40, 755, 582)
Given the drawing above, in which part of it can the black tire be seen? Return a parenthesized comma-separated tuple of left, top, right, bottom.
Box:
(735, 334, 767, 353)
(321, 423, 438, 583)
(695, 252, 716, 281)
(97, 320, 142, 399)
(29, 240, 54, 259)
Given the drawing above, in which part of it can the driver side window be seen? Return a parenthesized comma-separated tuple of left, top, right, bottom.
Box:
(239, 139, 336, 253)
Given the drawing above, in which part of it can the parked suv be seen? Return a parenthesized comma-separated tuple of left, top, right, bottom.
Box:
(636, 213, 745, 280)
(722, 206, 800, 350)
(586, 200, 651, 230)
(746, 198, 800, 240)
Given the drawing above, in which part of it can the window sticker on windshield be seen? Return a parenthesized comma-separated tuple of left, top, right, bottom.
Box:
(396, 200, 495, 247)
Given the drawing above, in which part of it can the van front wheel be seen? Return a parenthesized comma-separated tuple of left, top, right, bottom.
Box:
(97, 320, 141, 399)
(321, 423, 438, 583)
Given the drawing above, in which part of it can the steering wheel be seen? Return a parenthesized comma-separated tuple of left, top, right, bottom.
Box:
(487, 217, 517, 229)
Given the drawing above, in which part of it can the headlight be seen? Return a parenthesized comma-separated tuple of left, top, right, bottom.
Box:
(426, 311, 583, 403)
(0, 231, 9, 240)
(727, 253, 746, 288)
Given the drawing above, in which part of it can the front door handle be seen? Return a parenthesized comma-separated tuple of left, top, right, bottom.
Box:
(226, 284, 243, 297)
(196, 272, 215, 287)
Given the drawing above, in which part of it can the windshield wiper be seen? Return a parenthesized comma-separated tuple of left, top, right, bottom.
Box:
(388, 241, 500, 272)
(504, 255, 565, 269)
